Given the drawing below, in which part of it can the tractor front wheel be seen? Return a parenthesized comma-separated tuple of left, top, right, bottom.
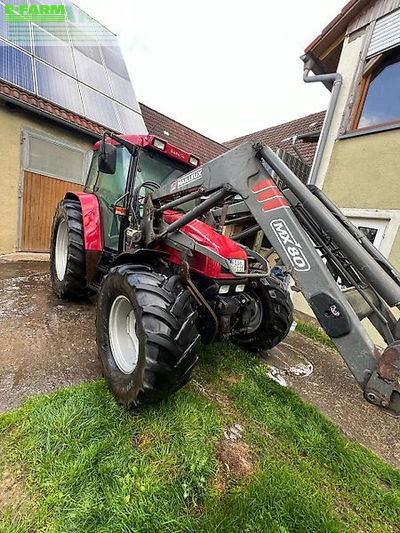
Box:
(50, 199, 87, 299)
(232, 274, 293, 351)
(96, 263, 200, 408)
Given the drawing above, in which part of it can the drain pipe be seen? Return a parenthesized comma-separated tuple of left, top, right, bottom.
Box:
(302, 56, 343, 185)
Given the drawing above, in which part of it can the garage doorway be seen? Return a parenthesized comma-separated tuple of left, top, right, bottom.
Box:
(19, 131, 91, 252)
(20, 171, 83, 251)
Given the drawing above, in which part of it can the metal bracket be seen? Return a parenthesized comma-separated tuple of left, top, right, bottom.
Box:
(365, 341, 400, 415)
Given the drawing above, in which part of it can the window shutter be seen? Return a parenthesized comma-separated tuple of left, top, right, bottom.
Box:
(368, 9, 400, 57)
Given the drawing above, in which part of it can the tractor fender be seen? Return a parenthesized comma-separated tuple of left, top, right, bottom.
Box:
(111, 249, 170, 268)
(64, 192, 102, 251)
(64, 192, 102, 284)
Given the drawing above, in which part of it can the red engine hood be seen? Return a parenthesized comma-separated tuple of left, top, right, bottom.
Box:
(163, 210, 247, 261)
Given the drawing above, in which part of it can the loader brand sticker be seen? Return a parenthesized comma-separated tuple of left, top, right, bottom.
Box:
(270, 219, 311, 272)
(170, 168, 202, 192)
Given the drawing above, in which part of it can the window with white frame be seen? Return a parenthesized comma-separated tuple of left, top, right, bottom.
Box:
(348, 217, 388, 249)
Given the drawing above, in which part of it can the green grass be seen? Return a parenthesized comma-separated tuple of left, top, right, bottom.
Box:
(295, 319, 336, 349)
(1, 344, 399, 532)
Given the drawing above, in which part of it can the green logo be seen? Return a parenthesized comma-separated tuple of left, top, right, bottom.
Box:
(5, 4, 66, 23)
(1, 4, 115, 46)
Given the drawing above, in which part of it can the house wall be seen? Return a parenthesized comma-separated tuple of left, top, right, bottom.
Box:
(0, 101, 95, 254)
(297, 3, 400, 344)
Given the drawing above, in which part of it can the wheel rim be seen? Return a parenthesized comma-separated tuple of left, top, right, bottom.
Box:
(246, 292, 263, 334)
(55, 219, 68, 281)
(109, 295, 139, 374)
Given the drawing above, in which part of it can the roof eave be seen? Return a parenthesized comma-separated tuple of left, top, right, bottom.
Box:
(303, 0, 369, 65)
(0, 89, 103, 139)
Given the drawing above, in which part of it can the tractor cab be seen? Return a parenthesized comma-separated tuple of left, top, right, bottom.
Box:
(85, 134, 200, 253)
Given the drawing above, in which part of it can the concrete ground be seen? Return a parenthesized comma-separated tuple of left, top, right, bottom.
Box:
(1, 260, 399, 468)
(0, 260, 100, 412)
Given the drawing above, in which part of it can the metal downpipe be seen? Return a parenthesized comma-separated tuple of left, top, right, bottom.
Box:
(302, 59, 343, 185)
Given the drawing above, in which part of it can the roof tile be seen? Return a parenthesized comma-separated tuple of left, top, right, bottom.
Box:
(224, 110, 326, 165)
(140, 103, 227, 162)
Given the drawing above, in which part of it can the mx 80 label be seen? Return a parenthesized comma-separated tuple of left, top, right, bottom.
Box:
(270, 219, 311, 272)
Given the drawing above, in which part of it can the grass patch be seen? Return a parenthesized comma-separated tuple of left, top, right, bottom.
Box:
(295, 318, 336, 349)
(1, 343, 399, 532)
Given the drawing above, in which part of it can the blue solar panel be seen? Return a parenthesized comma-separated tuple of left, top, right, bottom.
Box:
(0, 2, 31, 52)
(0, 40, 34, 91)
(115, 102, 147, 134)
(36, 59, 83, 115)
(108, 70, 139, 110)
(33, 25, 75, 76)
(5, 0, 27, 6)
(73, 47, 111, 95)
(0, 0, 147, 134)
(80, 83, 121, 131)
(101, 44, 129, 79)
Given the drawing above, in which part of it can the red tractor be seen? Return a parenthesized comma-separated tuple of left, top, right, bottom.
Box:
(50, 133, 292, 408)
(51, 131, 400, 415)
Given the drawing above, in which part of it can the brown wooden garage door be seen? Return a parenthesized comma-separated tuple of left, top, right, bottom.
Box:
(21, 171, 83, 252)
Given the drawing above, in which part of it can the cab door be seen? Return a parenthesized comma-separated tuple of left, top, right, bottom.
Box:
(85, 147, 132, 252)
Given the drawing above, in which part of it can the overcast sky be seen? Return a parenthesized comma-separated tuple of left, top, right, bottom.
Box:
(77, 0, 345, 142)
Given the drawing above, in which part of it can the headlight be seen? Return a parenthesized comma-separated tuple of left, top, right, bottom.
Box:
(219, 285, 230, 294)
(228, 258, 246, 273)
(235, 284, 246, 292)
(153, 138, 166, 150)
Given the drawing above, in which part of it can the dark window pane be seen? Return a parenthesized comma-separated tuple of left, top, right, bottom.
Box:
(358, 226, 378, 244)
(358, 50, 400, 129)
(0, 40, 34, 91)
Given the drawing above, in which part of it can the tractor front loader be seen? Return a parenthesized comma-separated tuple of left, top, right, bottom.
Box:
(50, 132, 400, 415)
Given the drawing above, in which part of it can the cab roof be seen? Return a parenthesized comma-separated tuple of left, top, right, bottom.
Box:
(93, 134, 201, 168)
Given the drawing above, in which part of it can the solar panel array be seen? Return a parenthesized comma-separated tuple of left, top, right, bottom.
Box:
(0, 0, 147, 134)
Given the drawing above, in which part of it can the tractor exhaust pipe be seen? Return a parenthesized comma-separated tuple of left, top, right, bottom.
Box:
(258, 145, 400, 308)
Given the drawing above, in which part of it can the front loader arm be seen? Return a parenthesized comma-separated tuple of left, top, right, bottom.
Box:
(151, 141, 400, 415)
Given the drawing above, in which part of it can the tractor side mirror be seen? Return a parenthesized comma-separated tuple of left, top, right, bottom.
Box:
(98, 141, 117, 174)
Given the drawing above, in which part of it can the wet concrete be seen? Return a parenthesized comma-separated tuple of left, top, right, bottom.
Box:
(0, 261, 101, 413)
(1, 261, 399, 468)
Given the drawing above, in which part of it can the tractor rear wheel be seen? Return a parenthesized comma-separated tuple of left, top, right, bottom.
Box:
(50, 199, 87, 299)
(232, 274, 293, 351)
(96, 263, 200, 408)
